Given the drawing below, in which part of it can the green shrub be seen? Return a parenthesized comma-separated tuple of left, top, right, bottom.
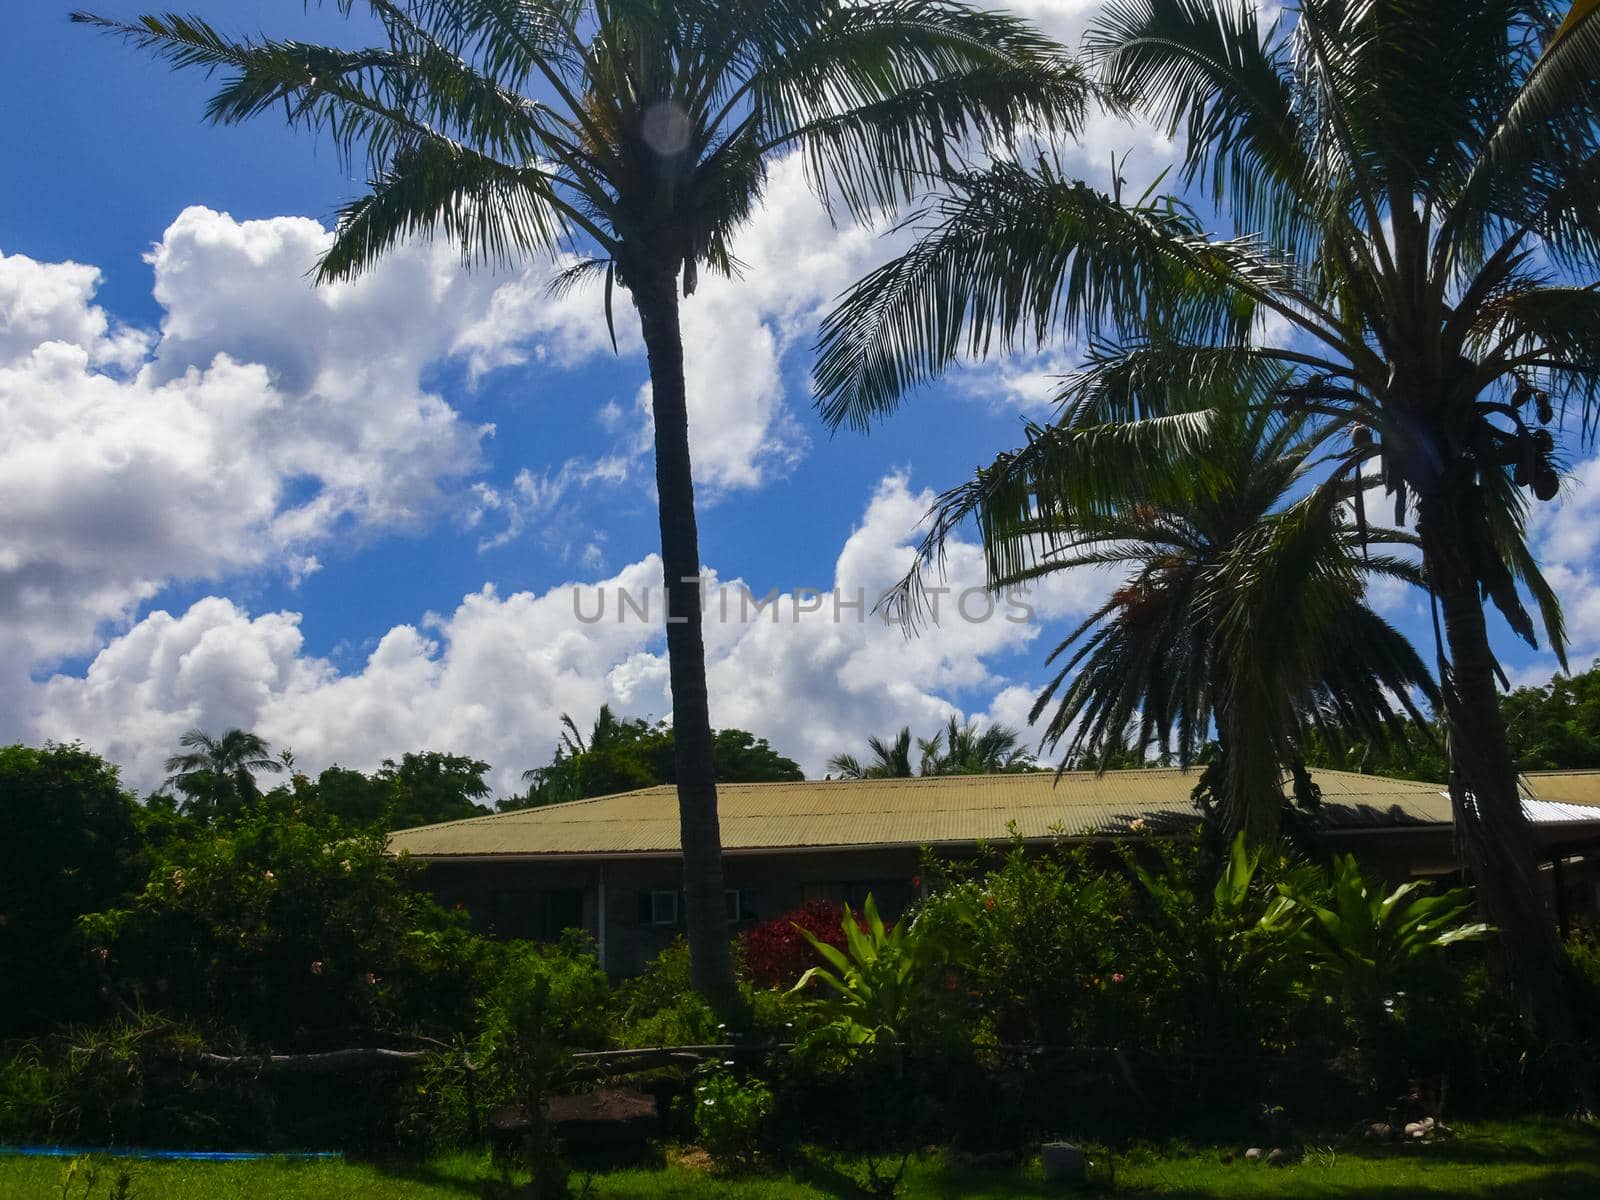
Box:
(471, 934, 608, 1197)
(0, 1044, 60, 1141)
(692, 1065, 774, 1171)
(0, 744, 145, 1037)
(79, 806, 496, 1043)
(918, 845, 1144, 1049)
(612, 941, 723, 1048)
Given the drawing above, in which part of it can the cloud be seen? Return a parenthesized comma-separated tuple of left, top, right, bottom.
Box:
(29, 474, 1109, 794)
(523, 152, 899, 495)
(0, 215, 520, 673)
(1526, 454, 1600, 675)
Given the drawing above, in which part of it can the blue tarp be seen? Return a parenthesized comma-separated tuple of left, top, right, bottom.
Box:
(0, 1146, 339, 1161)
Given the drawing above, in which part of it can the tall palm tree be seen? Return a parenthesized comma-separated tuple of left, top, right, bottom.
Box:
(78, 0, 1087, 1008)
(827, 726, 915, 779)
(163, 727, 283, 821)
(891, 403, 1438, 841)
(814, 0, 1600, 1080)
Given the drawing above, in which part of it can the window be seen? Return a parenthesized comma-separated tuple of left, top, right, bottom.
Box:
(650, 889, 679, 926)
(489, 888, 585, 941)
(724, 889, 756, 922)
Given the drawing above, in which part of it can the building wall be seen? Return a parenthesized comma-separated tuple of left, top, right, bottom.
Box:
(418, 848, 924, 975)
(414, 829, 1479, 976)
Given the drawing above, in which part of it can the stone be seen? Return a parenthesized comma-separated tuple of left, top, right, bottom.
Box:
(1040, 1142, 1087, 1183)
(1244, 1148, 1263, 1163)
(1266, 1149, 1290, 1167)
(1367, 1123, 1395, 1142)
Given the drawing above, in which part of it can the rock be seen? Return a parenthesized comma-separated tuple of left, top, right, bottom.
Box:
(1266, 1149, 1290, 1167)
(1041, 1142, 1086, 1183)
(1367, 1123, 1395, 1142)
(1244, 1148, 1263, 1163)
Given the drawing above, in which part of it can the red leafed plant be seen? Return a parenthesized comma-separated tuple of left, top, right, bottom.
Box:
(740, 901, 856, 990)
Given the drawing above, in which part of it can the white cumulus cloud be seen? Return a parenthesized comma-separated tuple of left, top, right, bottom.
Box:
(28, 474, 1109, 793)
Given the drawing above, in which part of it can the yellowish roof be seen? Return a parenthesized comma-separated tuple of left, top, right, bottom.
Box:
(1523, 770, 1600, 807)
(388, 767, 1458, 860)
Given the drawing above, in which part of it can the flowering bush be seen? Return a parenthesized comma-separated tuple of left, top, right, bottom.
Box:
(692, 1065, 774, 1171)
(740, 901, 852, 989)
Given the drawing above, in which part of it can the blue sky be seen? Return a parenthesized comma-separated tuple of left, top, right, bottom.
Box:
(3, 2, 1596, 797)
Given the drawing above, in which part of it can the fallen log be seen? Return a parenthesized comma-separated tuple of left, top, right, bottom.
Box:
(194, 1047, 431, 1073)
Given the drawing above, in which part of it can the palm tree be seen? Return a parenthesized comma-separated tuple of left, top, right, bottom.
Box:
(925, 715, 1034, 774)
(814, 0, 1600, 1081)
(890, 404, 1438, 841)
(829, 718, 1033, 777)
(78, 0, 1088, 1009)
(163, 727, 283, 821)
(828, 726, 915, 779)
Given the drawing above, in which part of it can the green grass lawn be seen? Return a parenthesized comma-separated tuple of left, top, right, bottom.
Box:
(6, 1120, 1598, 1199)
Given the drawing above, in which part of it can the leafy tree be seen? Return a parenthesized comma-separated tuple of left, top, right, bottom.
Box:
(301, 752, 492, 828)
(814, 0, 1600, 1075)
(0, 744, 144, 1035)
(78, 0, 1086, 1010)
(883, 406, 1438, 841)
(376, 751, 493, 827)
(710, 729, 805, 783)
(509, 707, 801, 809)
(1503, 659, 1600, 771)
(1305, 659, 1600, 780)
(162, 727, 283, 822)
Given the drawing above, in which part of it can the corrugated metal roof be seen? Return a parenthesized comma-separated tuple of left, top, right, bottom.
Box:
(1524, 798, 1600, 825)
(388, 767, 1463, 860)
(1522, 770, 1600, 808)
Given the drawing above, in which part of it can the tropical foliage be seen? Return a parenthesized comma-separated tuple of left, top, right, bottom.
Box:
(790, 895, 963, 1048)
(509, 706, 801, 810)
(1278, 852, 1494, 1011)
(814, 0, 1600, 1071)
(78, 805, 494, 1043)
(884, 405, 1438, 841)
(78, 0, 1088, 1009)
(828, 717, 1034, 778)
(1306, 659, 1600, 780)
(0, 744, 144, 1037)
(162, 727, 283, 821)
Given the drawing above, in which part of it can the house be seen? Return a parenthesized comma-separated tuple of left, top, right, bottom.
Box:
(388, 766, 1600, 974)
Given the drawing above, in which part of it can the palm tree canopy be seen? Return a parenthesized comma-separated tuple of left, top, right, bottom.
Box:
(76, 0, 1089, 299)
(828, 726, 916, 778)
(829, 719, 1034, 777)
(815, 0, 1600, 663)
(163, 727, 282, 782)
(890, 401, 1439, 833)
(163, 727, 284, 817)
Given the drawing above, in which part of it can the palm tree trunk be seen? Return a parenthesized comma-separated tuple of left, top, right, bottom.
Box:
(631, 265, 739, 1014)
(1417, 479, 1592, 1109)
